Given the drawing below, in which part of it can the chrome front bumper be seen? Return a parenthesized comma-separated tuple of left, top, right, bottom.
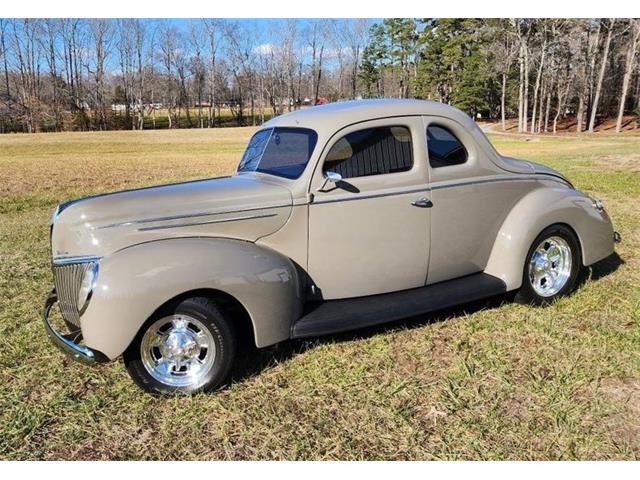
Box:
(43, 289, 108, 364)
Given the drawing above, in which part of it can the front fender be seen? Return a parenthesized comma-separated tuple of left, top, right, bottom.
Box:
(484, 185, 614, 291)
(80, 237, 303, 359)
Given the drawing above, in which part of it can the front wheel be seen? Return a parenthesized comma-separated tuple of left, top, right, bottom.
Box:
(123, 297, 237, 395)
(516, 225, 581, 306)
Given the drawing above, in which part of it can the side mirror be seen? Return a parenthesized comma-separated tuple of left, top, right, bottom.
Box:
(319, 171, 342, 191)
(325, 171, 342, 183)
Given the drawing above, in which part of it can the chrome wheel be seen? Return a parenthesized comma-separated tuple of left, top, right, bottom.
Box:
(140, 314, 216, 388)
(528, 236, 572, 297)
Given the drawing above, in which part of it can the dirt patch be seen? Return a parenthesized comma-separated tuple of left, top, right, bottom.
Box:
(481, 116, 639, 135)
(600, 377, 640, 453)
(593, 155, 640, 173)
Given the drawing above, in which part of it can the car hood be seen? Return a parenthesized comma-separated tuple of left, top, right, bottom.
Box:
(500, 156, 572, 186)
(51, 174, 293, 259)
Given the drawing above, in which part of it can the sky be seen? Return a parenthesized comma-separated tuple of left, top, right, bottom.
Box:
(2, 18, 383, 74)
(111, 18, 382, 71)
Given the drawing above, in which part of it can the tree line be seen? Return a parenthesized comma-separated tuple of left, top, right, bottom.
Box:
(0, 18, 639, 134)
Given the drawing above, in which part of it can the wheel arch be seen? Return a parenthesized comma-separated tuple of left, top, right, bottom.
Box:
(80, 237, 303, 360)
(484, 185, 612, 291)
(147, 287, 256, 347)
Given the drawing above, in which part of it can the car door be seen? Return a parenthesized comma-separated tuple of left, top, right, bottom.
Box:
(424, 116, 529, 284)
(307, 117, 431, 300)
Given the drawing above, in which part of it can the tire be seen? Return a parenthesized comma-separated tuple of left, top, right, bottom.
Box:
(515, 224, 581, 306)
(123, 296, 237, 395)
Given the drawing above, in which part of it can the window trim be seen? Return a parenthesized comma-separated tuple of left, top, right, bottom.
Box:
(321, 124, 415, 180)
(426, 123, 469, 169)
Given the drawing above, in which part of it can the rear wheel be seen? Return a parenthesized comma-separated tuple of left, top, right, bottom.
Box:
(516, 225, 581, 306)
(123, 297, 236, 395)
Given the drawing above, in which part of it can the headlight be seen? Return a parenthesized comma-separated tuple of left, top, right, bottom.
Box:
(78, 262, 99, 315)
(50, 204, 62, 226)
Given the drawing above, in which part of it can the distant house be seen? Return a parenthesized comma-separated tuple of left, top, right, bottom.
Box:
(111, 103, 130, 112)
(111, 103, 164, 112)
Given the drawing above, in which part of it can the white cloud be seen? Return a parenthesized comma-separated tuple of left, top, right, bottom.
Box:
(253, 43, 274, 55)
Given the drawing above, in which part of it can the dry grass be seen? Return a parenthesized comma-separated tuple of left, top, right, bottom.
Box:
(0, 128, 638, 460)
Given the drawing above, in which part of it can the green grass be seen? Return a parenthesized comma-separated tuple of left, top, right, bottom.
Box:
(0, 129, 638, 459)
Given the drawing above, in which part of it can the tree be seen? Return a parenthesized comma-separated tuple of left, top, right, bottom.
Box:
(203, 19, 222, 127)
(87, 19, 113, 130)
(189, 20, 206, 128)
(359, 23, 387, 98)
(588, 19, 615, 132)
(0, 19, 10, 97)
(224, 20, 257, 125)
(616, 19, 640, 132)
(487, 19, 518, 130)
(306, 20, 329, 104)
(530, 21, 548, 133)
(158, 22, 178, 128)
(1, 18, 640, 134)
(383, 18, 417, 98)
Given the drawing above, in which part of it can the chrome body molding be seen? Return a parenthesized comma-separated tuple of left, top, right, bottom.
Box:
(310, 174, 568, 206)
(312, 186, 430, 205)
(136, 212, 278, 232)
(51, 176, 235, 227)
(52, 254, 101, 266)
(429, 173, 570, 191)
(95, 203, 290, 230)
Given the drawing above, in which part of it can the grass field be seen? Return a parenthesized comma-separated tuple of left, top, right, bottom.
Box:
(0, 128, 638, 460)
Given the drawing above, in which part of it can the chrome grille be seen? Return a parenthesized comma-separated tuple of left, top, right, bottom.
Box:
(53, 262, 93, 328)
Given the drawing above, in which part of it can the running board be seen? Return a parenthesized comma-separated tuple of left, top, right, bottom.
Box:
(291, 273, 506, 339)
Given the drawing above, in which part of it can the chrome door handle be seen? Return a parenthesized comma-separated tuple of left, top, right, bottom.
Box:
(411, 197, 433, 208)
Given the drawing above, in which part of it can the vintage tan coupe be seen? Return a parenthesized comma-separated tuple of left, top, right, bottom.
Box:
(44, 99, 619, 394)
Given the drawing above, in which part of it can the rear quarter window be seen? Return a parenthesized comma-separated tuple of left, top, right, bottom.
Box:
(426, 125, 468, 168)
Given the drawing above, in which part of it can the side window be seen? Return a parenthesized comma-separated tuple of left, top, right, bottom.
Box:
(323, 126, 413, 179)
(426, 125, 468, 168)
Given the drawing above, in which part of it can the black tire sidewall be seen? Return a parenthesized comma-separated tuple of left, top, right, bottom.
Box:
(517, 224, 581, 305)
(123, 297, 236, 395)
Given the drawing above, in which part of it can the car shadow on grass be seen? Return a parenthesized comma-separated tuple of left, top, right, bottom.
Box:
(228, 252, 624, 388)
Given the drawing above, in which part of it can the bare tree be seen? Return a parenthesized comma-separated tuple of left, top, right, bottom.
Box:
(530, 22, 548, 133)
(133, 19, 147, 130)
(189, 20, 206, 128)
(0, 19, 10, 97)
(307, 20, 328, 104)
(336, 19, 369, 99)
(616, 19, 640, 132)
(513, 19, 531, 133)
(158, 22, 178, 128)
(588, 19, 615, 132)
(224, 21, 257, 124)
(491, 20, 518, 131)
(40, 19, 62, 130)
(87, 19, 113, 130)
(203, 19, 222, 127)
(11, 19, 44, 132)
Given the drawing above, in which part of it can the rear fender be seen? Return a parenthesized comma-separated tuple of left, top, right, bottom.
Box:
(484, 186, 614, 290)
(80, 237, 303, 359)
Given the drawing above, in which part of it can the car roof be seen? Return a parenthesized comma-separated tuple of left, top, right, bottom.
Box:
(263, 98, 476, 133)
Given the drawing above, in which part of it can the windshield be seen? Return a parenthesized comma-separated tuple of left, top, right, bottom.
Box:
(238, 127, 318, 179)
